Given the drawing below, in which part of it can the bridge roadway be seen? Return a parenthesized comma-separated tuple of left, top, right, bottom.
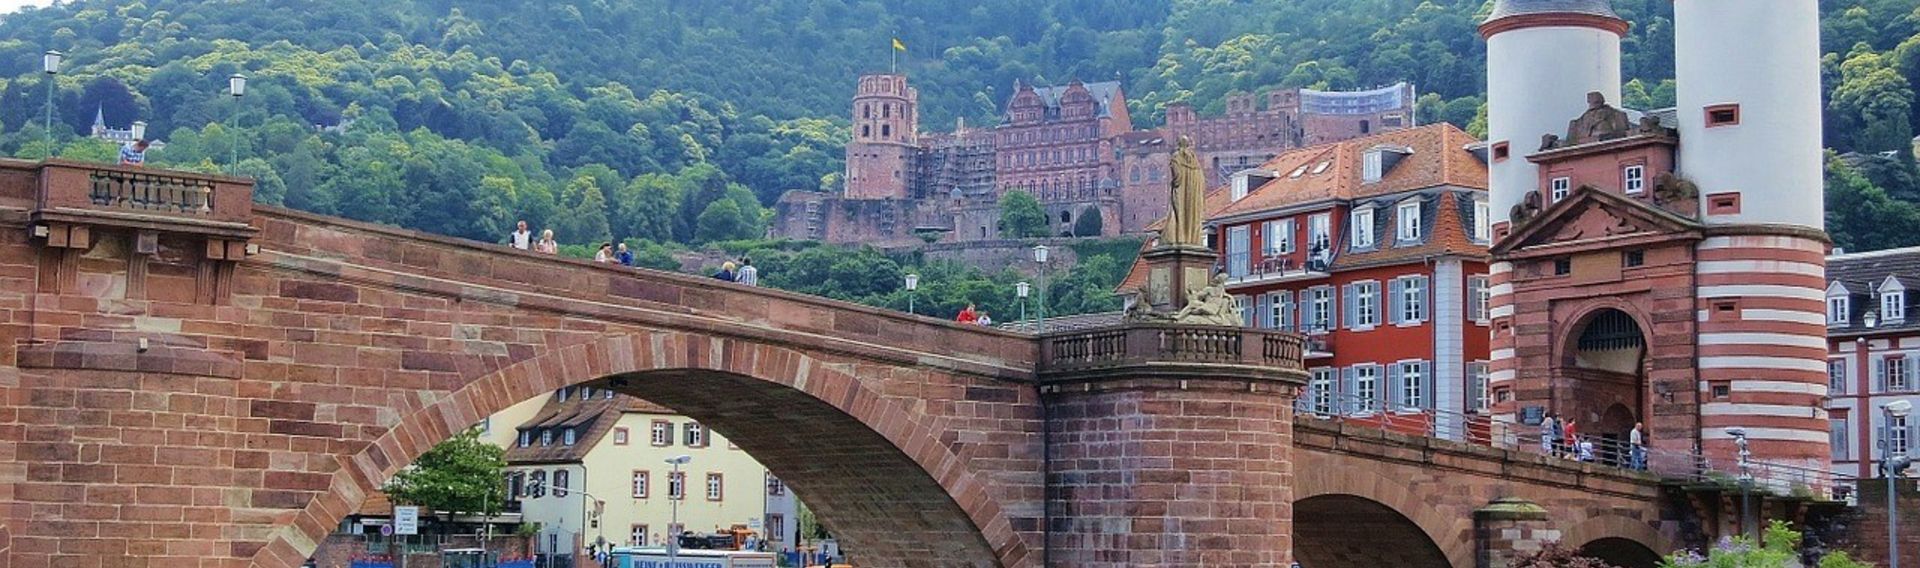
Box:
(0, 161, 1758, 567)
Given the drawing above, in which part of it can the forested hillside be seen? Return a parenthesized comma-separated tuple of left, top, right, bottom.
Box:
(0, 0, 1913, 288)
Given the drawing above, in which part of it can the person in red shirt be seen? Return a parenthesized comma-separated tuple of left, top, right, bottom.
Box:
(956, 303, 979, 324)
(1562, 419, 1578, 458)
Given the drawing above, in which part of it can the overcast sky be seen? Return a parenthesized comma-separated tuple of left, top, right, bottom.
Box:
(0, 0, 53, 16)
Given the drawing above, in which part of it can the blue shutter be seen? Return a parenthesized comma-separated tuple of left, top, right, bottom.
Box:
(1387, 363, 1404, 410)
(1256, 294, 1274, 329)
(1325, 287, 1339, 331)
(1343, 285, 1359, 328)
(1422, 361, 1436, 410)
(1341, 367, 1357, 413)
(1302, 291, 1319, 332)
(1242, 296, 1256, 327)
(1389, 279, 1406, 325)
(1876, 358, 1888, 392)
(1906, 358, 1915, 391)
(1418, 276, 1432, 322)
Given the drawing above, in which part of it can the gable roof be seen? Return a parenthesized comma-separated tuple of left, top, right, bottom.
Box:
(1492, 185, 1704, 257)
(504, 394, 675, 465)
(1829, 246, 1920, 335)
(1208, 123, 1486, 222)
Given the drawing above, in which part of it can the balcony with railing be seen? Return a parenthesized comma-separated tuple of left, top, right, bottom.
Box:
(1037, 323, 1308, 386)
(19, 159, 257, 240)
(1225, 252, 1332, 291)
(1302, 333, 1333, 359)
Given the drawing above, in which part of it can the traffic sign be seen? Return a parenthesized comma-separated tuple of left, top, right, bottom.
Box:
(394, 506, 420, 535)
(379, 524, 394, 537)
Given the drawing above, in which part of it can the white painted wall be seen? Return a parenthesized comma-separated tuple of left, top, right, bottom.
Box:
(1486, 25, 1622, 223)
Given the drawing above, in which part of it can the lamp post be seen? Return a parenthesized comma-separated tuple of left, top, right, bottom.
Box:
(1032, 245, 1050, 332)
(1016, 281, 1030, 327)
(42, 50, 60, 153)
(905, 273, 919, 315)
(1885, 400, 1913, 568)
(1868, 310, 1882, 329)
(666, 455, 692, 567)
(227, 73, 246, 173)
(1728, 427, 1754, 538)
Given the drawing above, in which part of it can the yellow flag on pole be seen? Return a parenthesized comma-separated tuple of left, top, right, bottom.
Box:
(892, 38, 906, 51)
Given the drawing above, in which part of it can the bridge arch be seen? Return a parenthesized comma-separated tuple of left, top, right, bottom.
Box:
(251, 332, 1036, 568)
(1562, 514, 1670, 568)
(1294, 465, 1469, 567)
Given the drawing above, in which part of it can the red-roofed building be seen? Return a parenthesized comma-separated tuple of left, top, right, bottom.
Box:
(1126, 123, 1493, 419)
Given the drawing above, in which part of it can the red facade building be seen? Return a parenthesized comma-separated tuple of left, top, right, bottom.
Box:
(1126, 123, 1493, 418)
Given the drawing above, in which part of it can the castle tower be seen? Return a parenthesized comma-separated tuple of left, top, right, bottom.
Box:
(1674, 0, 1829, 467)
(845, 74, 918, 200)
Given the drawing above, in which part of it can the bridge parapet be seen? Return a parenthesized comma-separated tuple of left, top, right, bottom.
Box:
(11, 158, 258, 241)
(1037, 323, 1306, 386)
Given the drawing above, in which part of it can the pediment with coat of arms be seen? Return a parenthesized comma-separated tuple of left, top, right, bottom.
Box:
(1493, 186, 1703, 256)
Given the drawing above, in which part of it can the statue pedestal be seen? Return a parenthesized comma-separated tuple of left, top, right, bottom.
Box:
(1140, 245, 1218, 313)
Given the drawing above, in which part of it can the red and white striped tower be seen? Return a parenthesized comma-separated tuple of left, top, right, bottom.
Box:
(1675, 0, 1830, 469)
(1479, 0, 1628, 426)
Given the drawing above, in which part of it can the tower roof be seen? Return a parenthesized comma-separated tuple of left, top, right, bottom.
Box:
(1486, 0, 1620, 21)
(1481, 0, 1627, 37)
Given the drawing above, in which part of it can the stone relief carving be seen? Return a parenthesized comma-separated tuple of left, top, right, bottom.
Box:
(1170, 273, 1243, 327)
(1510, 190, 1545, 229)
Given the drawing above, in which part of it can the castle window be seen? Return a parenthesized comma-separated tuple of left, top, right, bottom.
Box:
(1709, 381, 1731, 401)
(1360, 120, 1371, 134)
(861, 125, 870, 138)
(881, 124, 891, 138)
(1624, 250, 1645, 268)
(1550, 177, 1571, 202)
(1491, 142, 1510, 162)
(1623, 165, 1646, 195)
(1553, 258, 1572, 276)
(883, 104, 891, 118)
(1705, 104, 1740, 128)
(862, 104, 871, 119)
(1707, 192, 1741, 215)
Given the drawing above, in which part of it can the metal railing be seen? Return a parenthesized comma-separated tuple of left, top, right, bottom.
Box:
(1297, 391, 1857, 500)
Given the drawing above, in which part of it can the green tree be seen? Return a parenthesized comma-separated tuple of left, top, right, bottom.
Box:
(1072, 206, 1104, 237)
(1831, 44, 1917, 153)
(694, 197, 758, 243)
(1828, 154, 1920, 252)
(998, 191, 1049, 239)
(383, 429, 508, 518)
(551, 175, 613, 245)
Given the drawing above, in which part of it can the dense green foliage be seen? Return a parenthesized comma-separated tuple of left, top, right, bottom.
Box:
(382, 429, 507, 517)
(998, 191, 1050, 239)
(3, 0, 1920, 288)
(1657, 520, 1868, 568)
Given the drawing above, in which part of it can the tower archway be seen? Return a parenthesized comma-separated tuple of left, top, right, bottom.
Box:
(1557, 307, 1649, 464)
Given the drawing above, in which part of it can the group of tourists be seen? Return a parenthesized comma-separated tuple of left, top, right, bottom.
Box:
(508, 220, 562, 254)
(1538, 414, 1647, 470)
(954, 303, 994, 326)
(711, 258, 759, 286)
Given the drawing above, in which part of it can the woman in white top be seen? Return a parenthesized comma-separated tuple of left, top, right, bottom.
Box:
(594, 243, 614, 263)
(535, 229, 560, 254)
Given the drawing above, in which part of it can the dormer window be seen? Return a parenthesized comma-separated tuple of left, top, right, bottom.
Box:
(1397, 200, 1422, 242)
(518, 430, 531, 448)
(1828, 283, 1852, 326)
(1473, 198, 1490, 242)
(1883, 278, 1906, 323)
(1312, 161, 1331, 175)
(1232, 175, 1251, 201)
(540, 429, 554, 446)
(1289, 165, 1307, 179)
(1352, 207, 1376, 248)
(1364, 151, 1384, 183)
(1550, 177, 1572, 202)
(563, 427, 577, 446)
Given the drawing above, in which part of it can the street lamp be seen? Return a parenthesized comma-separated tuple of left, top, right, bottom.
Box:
(227, 73, 247, 173)
(905, 273, 920, 315)
(1867, 309, 1881, 329)
(1016, 281, 1031, 326)
(666, 455, 692, 567)
(1032, 245, 1050, 332)
(42, 50, 60, 153)
(1728, 427, 1754, 538)
(1884, 400, 1913, 568)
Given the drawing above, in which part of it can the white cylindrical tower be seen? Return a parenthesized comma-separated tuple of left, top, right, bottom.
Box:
(1481, 0, 1628, 227)
(1479, 0, 1628, 427)
(1674, 0, 1824, 229)
(1676, 0, 1831, 472)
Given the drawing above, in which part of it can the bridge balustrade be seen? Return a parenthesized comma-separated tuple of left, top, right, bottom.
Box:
(1299, 391, 1858, 501)
(17, 158, 257, 240)
(1037, 323, 1306, 379)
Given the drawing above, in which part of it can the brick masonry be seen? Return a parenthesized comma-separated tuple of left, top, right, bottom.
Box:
(0, 161, 1734, 568)
(1843, 480, 1920, 567)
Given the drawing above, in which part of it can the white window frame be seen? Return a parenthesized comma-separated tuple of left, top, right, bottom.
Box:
(705, 473, 724, 502)
(1471, 362, 1490, 412)
(563, 427, 576, 446)
(1891, 415, 1911, 455)
(1231, 174, 1251, 201)
(1309, 213, 1332, 253)
(1883, 282, 1906, 323)
(1309, 368, 1334, 415)
(1354, 365, 1379, 410)
(1265, 219, 1295, 256)
(540, 429, 553, 446)
(1624, 165, 1645, 195)
(1399, 361, 1426, 410)
(651, 421, 672, 446)
(1889, 356, 1910, 391)
(1309, 286, 1334, 333)
(1399, 276, 1427, 324)
(1831, 418, 1849, 461)
(1227, 225, 1252, 278)
(1830, 359, 1849, 395)
(632, 471, 650, 498)
(1473, 198, 1490, 242)
(1829, 295, 1850, 325)
(1354, 281, 1379, 329)
(1363, 151, 1384, 182)
(668, 472, 686, 500)
(1352, 207, 1376, 248)
(1550, 177, 1571, 202)
(684, 422, 706, 447)
(1271, 292, 1293, 332)
(1397, 200, 1421, 242)
(1469, 276, 1491, 324)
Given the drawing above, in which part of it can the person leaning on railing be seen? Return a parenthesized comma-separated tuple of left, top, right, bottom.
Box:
(118, 139, 150, 167)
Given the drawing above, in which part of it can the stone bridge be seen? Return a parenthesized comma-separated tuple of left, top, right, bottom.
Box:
(0, 161, 1765, 568)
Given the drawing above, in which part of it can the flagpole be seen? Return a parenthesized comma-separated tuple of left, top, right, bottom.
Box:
(891, 34, 898, 75)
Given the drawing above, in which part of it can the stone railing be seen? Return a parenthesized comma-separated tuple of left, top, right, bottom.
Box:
(1037, 323, 1306, 385)
(29, 159, 255, 237)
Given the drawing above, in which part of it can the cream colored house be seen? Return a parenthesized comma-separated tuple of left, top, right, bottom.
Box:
(494, 386, 801, 559)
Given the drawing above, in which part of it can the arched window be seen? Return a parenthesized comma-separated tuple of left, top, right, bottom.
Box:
(862, 104, 871, 119)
